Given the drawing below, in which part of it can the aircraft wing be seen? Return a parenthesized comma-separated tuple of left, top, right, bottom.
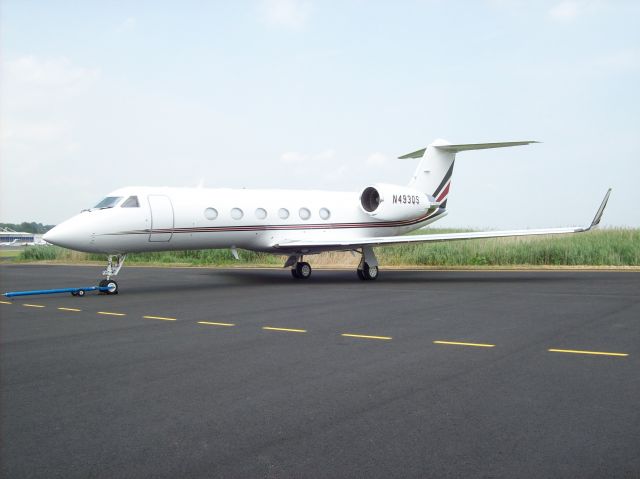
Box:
(273, 189, 611, 251)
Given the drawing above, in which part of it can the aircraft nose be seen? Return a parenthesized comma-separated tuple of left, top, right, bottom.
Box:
(43, 222, 79, 249)
(42, 229, 53, 243)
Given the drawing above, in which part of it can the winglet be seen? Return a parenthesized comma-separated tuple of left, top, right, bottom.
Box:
(587, 188, 612, 230)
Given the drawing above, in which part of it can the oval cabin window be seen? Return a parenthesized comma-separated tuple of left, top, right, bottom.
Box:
(299, 208, 311, 220)
(255, 208, 267, 220)
(204, 207, 218, 220)
(278, 208, 290, 219)
(231, 208, 244, 220)
(319, 207, 331, 220)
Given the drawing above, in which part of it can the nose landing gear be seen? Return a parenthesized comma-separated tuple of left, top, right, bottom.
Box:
(100, 254, 127, 294)
(98, 279, 119, 294)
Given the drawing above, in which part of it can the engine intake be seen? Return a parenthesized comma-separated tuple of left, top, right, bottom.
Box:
(361, 187, 381, 212)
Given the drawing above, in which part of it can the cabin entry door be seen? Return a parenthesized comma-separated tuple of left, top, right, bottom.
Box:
(148, 195, 174, 242)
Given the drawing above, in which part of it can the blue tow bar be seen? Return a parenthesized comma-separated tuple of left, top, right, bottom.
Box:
(4, 286, 110, 298)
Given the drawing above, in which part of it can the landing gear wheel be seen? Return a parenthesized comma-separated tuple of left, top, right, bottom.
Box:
(365, 264, 378, 280)
(291, 268, 300, 279)
(295, 262, 312, 279)
(358, 263, 379, 281)
(77, 289, 85, 297)
(99, 279, 118, 294)
(106, 280, 118, 294)
(71, 291, 78, 296)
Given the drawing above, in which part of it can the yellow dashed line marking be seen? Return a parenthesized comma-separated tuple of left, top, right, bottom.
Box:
(548, 348, 628, 357)
(198, 321, 235, 327)
(263, 326, 307, 333)
(4, 301, 632, 358)
(434, 340, 495, 348)
(341, 333, 392, 341)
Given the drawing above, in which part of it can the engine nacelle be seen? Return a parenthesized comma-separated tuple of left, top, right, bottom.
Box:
(359, 183, 438, 221)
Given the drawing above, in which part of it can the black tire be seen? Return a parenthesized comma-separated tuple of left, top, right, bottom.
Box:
(106, 280, 118, 294)
(99, 279, 118, 294)
(71, 291, 78, 296)
(77, 289, 85, 297)
(291, 268, 300, 279)
(358, 263, 379, 281)
(295, 262, 312, 279)
(364, 264, 379, 280)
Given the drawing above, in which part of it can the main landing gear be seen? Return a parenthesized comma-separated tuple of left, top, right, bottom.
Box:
(285, 255, 312, 279)
(284, 246, 380, 281)
(356, 245, 379, 281)
(357, 262, 379, 281)
(99, 254, 127, 294)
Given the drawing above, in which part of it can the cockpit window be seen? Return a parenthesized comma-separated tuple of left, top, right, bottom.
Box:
(94, 196, 123, 209)
(121, 196, 140, 208)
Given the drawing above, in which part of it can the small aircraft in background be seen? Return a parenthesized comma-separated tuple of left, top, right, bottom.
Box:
(0, 239, 50, 246)
(0, 239, 21, 246)
(44, 139, 611, 294)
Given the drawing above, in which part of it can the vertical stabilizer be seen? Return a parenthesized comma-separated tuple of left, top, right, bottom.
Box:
(405, 139, 456, 208)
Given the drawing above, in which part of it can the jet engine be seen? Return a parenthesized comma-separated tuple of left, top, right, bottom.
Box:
(359, 183, 438, 221)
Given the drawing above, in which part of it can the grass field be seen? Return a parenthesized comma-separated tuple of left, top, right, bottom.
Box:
(15, 228, 640, 267)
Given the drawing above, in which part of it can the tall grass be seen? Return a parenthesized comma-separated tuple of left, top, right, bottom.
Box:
(19, 245, 282, 266)
(378, 229, 639, 266)
(17, 228, 640, 267)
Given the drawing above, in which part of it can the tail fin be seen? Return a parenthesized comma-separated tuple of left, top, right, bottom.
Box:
(402, 139, 538, 208)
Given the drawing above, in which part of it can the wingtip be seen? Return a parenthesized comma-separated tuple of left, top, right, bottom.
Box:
(588, 188, 612, 230)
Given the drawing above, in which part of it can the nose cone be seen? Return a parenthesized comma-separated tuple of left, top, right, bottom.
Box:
(43, 224, 69, 247)
(43, 219, 85, 250)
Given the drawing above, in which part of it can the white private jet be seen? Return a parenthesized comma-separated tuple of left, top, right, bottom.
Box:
(43, 139, 611, 294)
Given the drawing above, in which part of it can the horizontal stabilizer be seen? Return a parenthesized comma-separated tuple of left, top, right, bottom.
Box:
(398, 148, 426, 159)
(435, 141, 539, 152)
(399, 141, 538, 159)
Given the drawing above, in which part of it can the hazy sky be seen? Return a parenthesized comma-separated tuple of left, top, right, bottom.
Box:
(1, 0, 638, 228)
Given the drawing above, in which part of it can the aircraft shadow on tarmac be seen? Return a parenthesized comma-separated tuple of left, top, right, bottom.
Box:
(229, 270, 587, 283)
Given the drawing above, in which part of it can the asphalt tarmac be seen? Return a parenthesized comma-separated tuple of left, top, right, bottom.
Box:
(1, 264, 639, 478)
